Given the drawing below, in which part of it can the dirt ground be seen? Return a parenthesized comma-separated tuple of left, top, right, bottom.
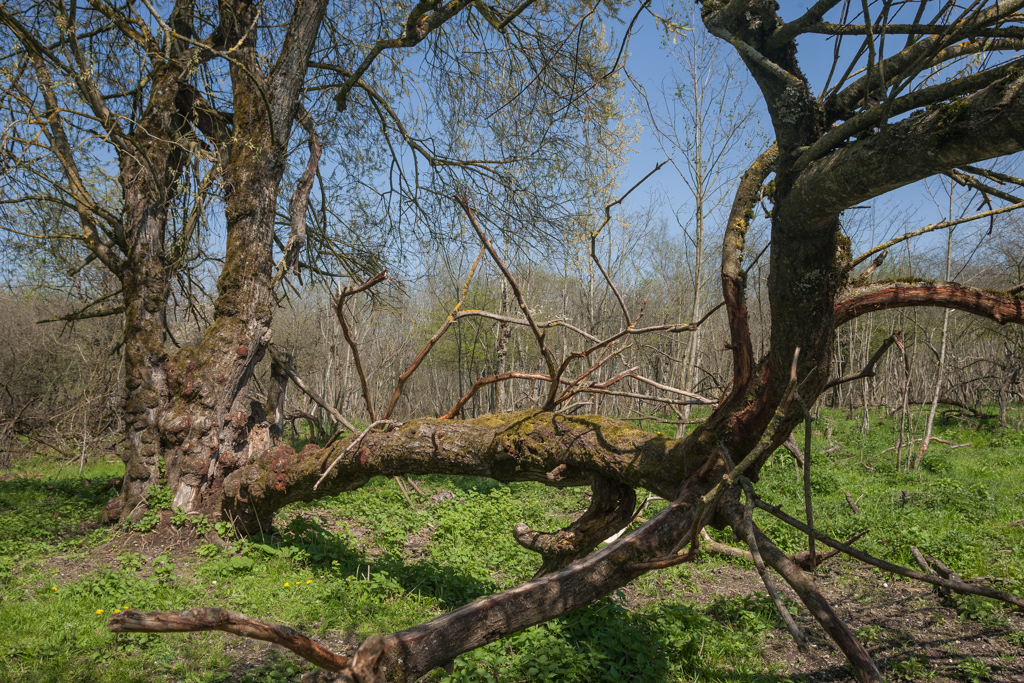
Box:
(670, 558, 1024, 682)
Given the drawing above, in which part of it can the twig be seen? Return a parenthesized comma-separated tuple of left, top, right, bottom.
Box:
(791, 531, 868, 571)
(792, 354, 817, 573)
(441, 372, 552, 420)
(700, 528, 753, 561)
(910, 545, 949, 598)
(383, 247, 486, 419)
(394, 476, 414, 507)
(737, 479, 807, 650)
(453, 193, 560, 408)
(749, 523, 883, 682)
(589, 160, 669, 325)
(823, 332, 900, 389)
(268, 345, 357, 433)
(628, 374, 717, 403)
(603, 494, 655, 544)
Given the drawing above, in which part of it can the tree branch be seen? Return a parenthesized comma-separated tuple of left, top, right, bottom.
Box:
(743, 520, 883, 683)
(108, 608, 352, 672)
(271, 105, 322, 292)
(835, 281, 1024, 327)
(453, 193, 559, 408)
(783, 72, 1024, 231)
(850, 201, 1024, 268)
(334, 271, 389, 421)
(721, 146, 776, 400)
(823, 332, 900, 388)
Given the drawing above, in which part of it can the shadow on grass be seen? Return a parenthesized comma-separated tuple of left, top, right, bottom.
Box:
(254, 515, 497, 608)
(0, 474, 111, 543)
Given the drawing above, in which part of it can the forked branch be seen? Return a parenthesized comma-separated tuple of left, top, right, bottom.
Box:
(453, 192, 560, 408)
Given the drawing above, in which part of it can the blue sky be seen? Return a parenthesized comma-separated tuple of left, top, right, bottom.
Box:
(613, 1, 1022, 278)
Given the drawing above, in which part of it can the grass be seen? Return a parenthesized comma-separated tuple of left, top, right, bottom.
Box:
(0, 408, 1022, 682)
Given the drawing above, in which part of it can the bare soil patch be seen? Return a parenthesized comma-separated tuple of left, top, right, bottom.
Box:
(671, 558, 1023, 682)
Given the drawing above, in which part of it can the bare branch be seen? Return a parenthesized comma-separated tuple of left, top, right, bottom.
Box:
(835, 281, 1024, 327)
(590, 160, 668, 326)
(823, 332, 900, 388)
(267, 345, 357, 434)
(441, 373, 552, 420)
(453, 193, 559, 408)
(850, 202, 1024, 268)
(735, 479, 807, 650)
(108, 608, 352, 672)
(334, 0, 476, 112)
(746, 521, 884, 683)
(382, 247, 486, 419)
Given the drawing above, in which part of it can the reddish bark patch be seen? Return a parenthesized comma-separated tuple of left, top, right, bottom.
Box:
(267, 445, 298, 491)
(183, 457, 207, 475)
(354, 447, 369, 468)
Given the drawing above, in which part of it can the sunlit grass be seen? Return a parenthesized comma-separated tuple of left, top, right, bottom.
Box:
(1, 407, 1021, 682)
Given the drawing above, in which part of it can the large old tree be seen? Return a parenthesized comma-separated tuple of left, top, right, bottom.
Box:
(3, 1, 1024, 681)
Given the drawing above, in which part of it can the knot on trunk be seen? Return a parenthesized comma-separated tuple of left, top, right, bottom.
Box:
(513, 477, 636, 576)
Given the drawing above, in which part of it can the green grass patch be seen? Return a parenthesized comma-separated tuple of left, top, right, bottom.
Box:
(1, 408, 1022, 681)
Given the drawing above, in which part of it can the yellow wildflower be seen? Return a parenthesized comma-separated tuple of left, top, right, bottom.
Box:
(284, 582, 290, 587)
(306, 580, 312, 584)
(114, 609, 121, 614)
(95, 609, 104, 615)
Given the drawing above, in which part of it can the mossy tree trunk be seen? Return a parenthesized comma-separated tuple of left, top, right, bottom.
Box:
(107, 0, 329, 524)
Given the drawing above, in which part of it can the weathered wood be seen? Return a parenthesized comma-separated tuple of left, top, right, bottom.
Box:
(109, 608, 351, 672)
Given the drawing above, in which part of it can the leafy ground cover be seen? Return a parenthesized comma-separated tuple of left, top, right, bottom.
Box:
(1, 409, 1022, 682)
